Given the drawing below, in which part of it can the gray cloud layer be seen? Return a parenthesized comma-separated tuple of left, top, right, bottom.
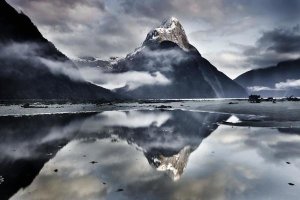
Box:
(242, 25, 300, 68)
(7, 0, 300, 78)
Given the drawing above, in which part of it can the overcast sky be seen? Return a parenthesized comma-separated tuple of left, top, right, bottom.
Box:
(8, 0, 300, 78)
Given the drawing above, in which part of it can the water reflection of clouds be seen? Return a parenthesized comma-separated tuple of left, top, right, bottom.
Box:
(11, 139, 158, 200)
(13, 136, 286, 200)
(212, 125, 300, 163)
(7, 110, 229, 199)
(6, 112, 300, 199)
(186, 124, 300, 199)
(11, 138, 238, 200)
(0, 111, 172, 160)
(97, 111, 171, 128)
(41, 111, 171, 143)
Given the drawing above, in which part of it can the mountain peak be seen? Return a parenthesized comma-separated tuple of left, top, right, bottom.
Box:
(160, 17, 180, 29)
(143, 17, 190, 50)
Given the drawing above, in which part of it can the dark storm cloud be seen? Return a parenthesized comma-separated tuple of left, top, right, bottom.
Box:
(7, 0, 300, 77)
(10, 0, 105, 9)
(116, 0, 174, 19)
(9, 0, 106, 32)
(241, 25, 300, 68)
(259, 25, 300, 54)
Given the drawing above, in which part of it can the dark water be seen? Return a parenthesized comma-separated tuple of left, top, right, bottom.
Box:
(0, 110, 299, 200)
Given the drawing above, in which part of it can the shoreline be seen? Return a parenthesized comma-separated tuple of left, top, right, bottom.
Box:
(0, 99, 299, 121)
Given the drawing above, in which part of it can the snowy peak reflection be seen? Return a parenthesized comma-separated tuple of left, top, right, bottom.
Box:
(0, 110, 229, 199)
(155, 146, 192, 181)
(54, 110, 228, 180)
(91, 110, 229, 180)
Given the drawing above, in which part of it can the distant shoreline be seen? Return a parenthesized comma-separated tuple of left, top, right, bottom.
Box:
(0, 100, 299, 125)
(1, 97, 299, 105)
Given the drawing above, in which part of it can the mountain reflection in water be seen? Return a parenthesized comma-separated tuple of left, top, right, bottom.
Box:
(0, 110, 300, 200)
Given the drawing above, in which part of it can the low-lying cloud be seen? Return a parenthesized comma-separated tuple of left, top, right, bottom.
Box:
(247, 86, 275, 92)
(248, 79, 300, 92)
(76, 46, 190, 91)
(275, 79, 300, 90)
(80, 67, 171, 90)
(0, 42, 174, 91)
(0, 42, 85, 82)
(39, 58, 83, 81)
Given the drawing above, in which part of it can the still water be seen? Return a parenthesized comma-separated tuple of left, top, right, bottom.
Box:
(0, 110, 299, 200)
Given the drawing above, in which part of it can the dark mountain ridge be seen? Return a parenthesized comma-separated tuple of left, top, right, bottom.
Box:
(235, 58, 300, 97)
(0, 0, 119, 101)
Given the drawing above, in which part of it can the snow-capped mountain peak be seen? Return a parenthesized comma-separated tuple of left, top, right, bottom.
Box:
(160, 16, 180, 29)
(155, 146, 192, 181)
(143, 17, 190, 50)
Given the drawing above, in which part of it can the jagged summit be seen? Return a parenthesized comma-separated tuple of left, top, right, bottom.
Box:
(160, 17, 180, 29)
(143, 17, 191, 50)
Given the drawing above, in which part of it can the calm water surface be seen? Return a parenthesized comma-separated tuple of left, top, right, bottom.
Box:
(0, 110, 299, 200)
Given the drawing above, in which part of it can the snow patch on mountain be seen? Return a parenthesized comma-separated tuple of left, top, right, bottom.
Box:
(155, 146, 192, 181)
(143, 17, 191, 50)
(126, 46, 146, 60)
